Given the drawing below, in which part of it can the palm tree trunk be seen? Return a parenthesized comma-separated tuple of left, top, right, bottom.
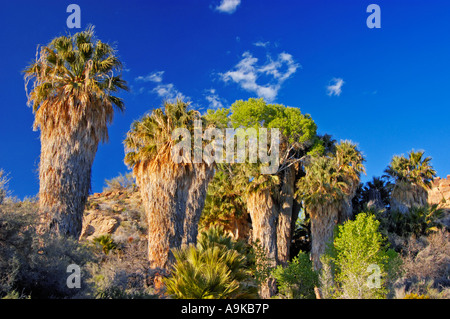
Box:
(277, 165, 296, 265)
(247, 189, 278, 298)
(38, 123, 98, 238)
(136, 163, 213, 273)
(390, 183, 428, 214)
(310, 203, 339, 271)
(182, 164, 215, 246)
(338, 184, 357, 224)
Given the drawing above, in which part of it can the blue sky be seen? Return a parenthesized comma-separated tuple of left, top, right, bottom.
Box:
(1, 0, 450, 199)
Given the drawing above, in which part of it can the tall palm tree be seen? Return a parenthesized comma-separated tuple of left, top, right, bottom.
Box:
(335, 141, 366, 223)
(24, 27, 128, 238)
(296, 156, 349, 271)
(384, 150, 436, 213)
(124, 100, 214, 276)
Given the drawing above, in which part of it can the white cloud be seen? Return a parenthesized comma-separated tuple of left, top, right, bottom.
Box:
(327, 78, 345, 96)
(135, 71, 188, 102)
(253, 41, 270, 48)
(135, 71, 164, 83)
(215, 0, 241, 14)
(220, 51, 300, 102)
(152, 83, 188, 102)
(205, 89, 226, 109)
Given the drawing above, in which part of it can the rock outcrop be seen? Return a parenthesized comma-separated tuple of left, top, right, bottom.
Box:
(79, 189, 146, 242)
(428, 175, 450, 209)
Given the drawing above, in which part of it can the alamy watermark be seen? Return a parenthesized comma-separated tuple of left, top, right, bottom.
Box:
(366, 264, 381, 289)
(66, 264, 81, 289)
(171, 120, 280, 174)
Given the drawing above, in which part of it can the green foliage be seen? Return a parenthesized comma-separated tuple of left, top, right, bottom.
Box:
(124, 100, 201, 169)
(321, 213, 401, 299)
(353, 176, 392, 214)
(272, 252, 318, 299)
(384, 150, 436, 189)
(297, 140, 365, 207)
(93, 234, 118, 255)
(296, 156, 348, 206)
(377, 204, 445, 238)
(200, 168, 247, 230)
(203, 108, 230, 129)
(229, 98, 317, 147)
(164, 226, 257, 299)
(248, 240, 275, 287)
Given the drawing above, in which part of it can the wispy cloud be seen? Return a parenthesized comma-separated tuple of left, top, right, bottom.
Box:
(204, 89, 227, 109)
(327, 78, 345, 96)
(253, 41, 270, 48)
(135, 71, 164, 83)
(220, 51, 300, 102)
(152, 83, 188, 102)
(134, 71, 188, 102)
(214, 0, 241, 14)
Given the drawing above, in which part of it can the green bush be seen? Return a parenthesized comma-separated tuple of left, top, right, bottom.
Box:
(164, 226, 257, 299)
(272, 251, 318, 299)
(321, 212, 401, 299)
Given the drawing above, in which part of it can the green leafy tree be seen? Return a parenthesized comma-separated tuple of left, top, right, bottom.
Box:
(203, 98, 320, 297)
(272, 251, 318, 299)
(321, 213, 401, 299)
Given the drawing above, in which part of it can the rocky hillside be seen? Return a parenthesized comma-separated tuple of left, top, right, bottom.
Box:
(80, 188, 147, 243)
(428, 176, 450, 209)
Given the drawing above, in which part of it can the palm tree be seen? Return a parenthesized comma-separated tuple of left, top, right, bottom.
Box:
(296, 156, 349, 271)
(200, 166, 251, 240)
(335, 141, 366, 223)
(124, 100, 214, 276)
(384, 150, 436, 213)
(164, 225, 257, 299)
(24, 27, 128, 238)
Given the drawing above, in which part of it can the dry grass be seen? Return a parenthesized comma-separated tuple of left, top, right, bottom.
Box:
(393, 229, 450, 298)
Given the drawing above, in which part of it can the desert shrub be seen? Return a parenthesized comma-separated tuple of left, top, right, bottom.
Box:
(321, 212, 402, 299)
(272, 251, 318, 299)
(0, 201, 96, 298)
(393, 229, 450, 299)
(87, 238, 157, 299)
(164, 226, 257, 299)
(103, 173, 136, 192)
(0, 169, 10, 205)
